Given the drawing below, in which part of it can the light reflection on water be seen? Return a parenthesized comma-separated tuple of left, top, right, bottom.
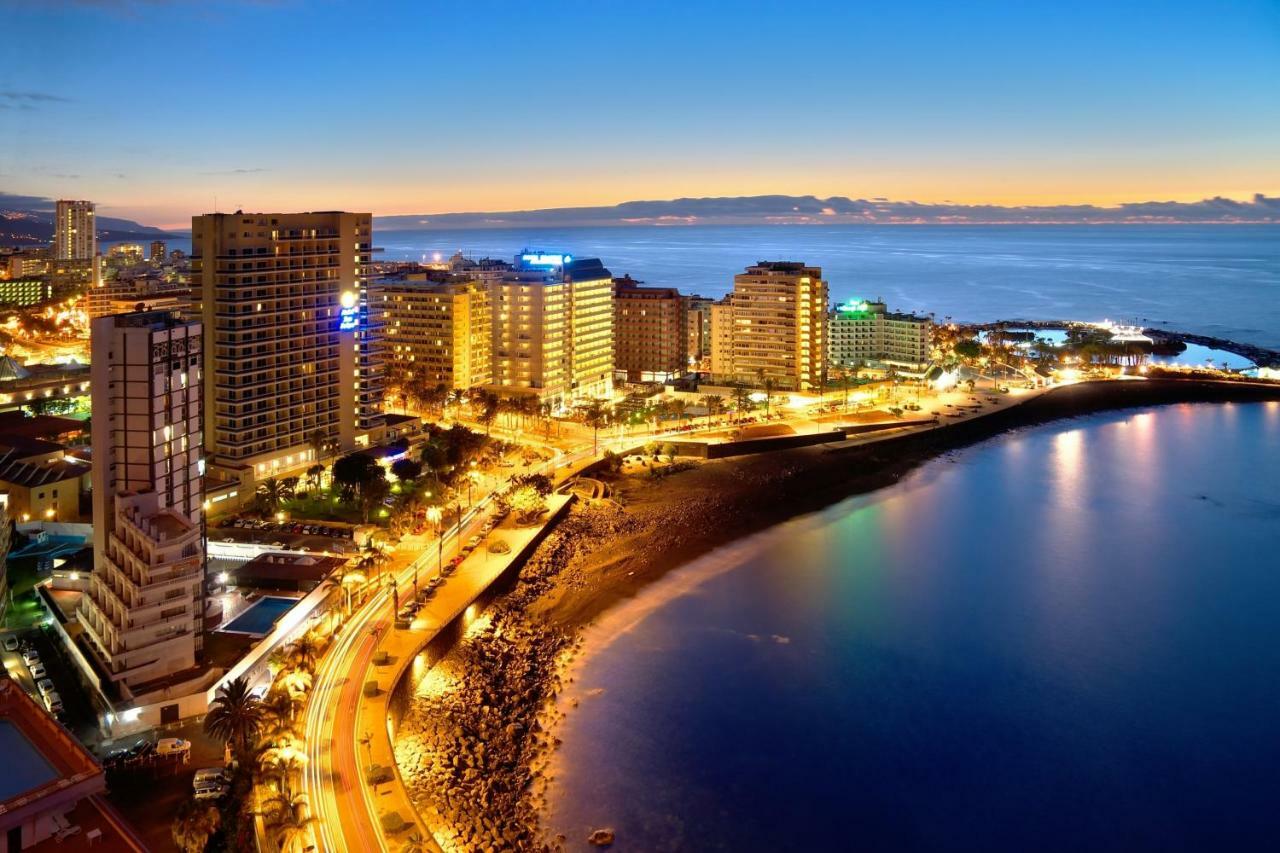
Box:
(545, 403, 1280, 853)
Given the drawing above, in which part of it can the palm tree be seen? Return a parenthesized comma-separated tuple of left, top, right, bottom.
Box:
(306, 463, 325, 493)
(262, 790, 309, 828)
(308, 429, 334, 466)
(763, 378, 776, 417)
(258, 691, 297, 741)
(256, 478, 288, 515)
(172, 801, 221, 853)
(204, 676, 264, 765)
(426, 505, 444, 576)
(729, 383, 752, 423)
(288, 634, 320, 673)
(270, 810, 317, 853)
(580, 398, 609, 455)
(700, 394, 725, 428)
(259, 738, 309, 796)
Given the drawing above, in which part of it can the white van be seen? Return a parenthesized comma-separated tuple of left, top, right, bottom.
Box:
(193, 767, 227, 788)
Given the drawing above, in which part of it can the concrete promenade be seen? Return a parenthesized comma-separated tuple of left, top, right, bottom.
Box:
(318, 493, 573, 852)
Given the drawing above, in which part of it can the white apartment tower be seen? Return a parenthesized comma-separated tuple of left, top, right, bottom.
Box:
(189, 212, 384, 484)
(80, 311, 206, 690)
(829, 300, 933, 369)
(54, 200, 96, 261)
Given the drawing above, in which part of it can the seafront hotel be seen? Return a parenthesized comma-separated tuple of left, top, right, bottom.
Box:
(188, 212, 385, 494)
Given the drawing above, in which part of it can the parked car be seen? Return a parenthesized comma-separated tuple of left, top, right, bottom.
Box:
(193, 767, 228, 788)
(37, 678, 55, 696)
(156, 738, 192, 757)
(44, 692, 63, 713)
(193, 783, 228, 801)
(21, 649, 40, 667)
(2, 635, 19, 652)
(28, 662, 46, 680)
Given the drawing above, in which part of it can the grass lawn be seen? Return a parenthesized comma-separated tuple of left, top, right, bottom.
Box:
(282, 492, 368, 524)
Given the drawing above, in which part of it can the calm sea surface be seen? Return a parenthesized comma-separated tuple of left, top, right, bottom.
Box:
(544, 403, 1280, 852)
(374, 224, 1280, 350)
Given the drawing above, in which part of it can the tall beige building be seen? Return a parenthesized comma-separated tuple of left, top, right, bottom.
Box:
(54, 200, 96, 261)
(189, 212, 383, 484)
(375, 277, 492, 390)
(80, 311, 205, 690)
(489, 253, 613, 410)
(709, 298, 737, 377)
(712, 262, 828, 391)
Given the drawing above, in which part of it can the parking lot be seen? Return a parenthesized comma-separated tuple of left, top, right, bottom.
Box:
(211, 515, 359, 555)
(103, 719, 228, 852)
(0, 626, 101, 744)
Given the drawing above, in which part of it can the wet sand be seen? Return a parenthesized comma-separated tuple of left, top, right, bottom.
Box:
(393, 379, 1280, 851)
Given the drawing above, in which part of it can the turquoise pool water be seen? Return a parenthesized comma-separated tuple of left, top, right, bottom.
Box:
(219, 596, 296, 636)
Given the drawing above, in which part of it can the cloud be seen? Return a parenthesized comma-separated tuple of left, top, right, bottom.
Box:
(376, 193, 1280, 229)
(0, 192, 55, 212)
(0, 90, 71, 110)
(199, 167, 270, 175)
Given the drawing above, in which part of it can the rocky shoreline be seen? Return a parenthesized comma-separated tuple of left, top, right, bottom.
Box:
(393, 379, 1280, 852)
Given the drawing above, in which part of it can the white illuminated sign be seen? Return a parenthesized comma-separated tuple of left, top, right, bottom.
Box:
(520, 253, 572, 267)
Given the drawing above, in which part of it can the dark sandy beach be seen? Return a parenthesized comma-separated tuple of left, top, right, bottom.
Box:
(393, 379, 1280, 851)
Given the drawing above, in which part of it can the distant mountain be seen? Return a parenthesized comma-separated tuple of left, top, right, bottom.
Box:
(0, 192, 177, 246)
(376, 193, 1280, 230)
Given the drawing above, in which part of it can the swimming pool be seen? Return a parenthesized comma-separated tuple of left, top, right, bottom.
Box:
(0, 720, 58, 801)
(219, 596, 297, 637)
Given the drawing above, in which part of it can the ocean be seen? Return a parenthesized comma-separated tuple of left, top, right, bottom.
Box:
(375, 224, 1280, 350)
(544, 402, 1280, 852)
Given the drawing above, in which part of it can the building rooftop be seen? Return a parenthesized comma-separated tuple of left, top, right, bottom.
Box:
(614, 276, 681, 299)
(0, 412, 85, 442)
(109, 309, 189, 330)
(0, 447, 83, 487)
(0, 678, 104, 816)
(234, 551, 346, 589)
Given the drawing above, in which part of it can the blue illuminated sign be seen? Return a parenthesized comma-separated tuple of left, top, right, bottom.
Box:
(520, 252, 572, 267)
(339, 306, 358, 331)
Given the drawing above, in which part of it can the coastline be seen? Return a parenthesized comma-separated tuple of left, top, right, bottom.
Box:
(394, 379, 1280, 851)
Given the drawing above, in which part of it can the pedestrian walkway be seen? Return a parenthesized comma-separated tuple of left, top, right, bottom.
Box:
(348, 494, 573, 849)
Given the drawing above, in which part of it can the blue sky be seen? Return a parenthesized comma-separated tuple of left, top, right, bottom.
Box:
(1, 0, 1277, 226)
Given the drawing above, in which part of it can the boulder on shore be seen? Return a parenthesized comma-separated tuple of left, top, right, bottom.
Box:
(588, 828, 615, 846)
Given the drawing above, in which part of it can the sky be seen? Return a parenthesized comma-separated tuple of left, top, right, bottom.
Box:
(1, 0, 1278, 228)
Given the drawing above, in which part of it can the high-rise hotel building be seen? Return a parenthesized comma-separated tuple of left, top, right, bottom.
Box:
(613, 276, 688, 383)
(80, 311, 205, 690)
(489, 252, 614, 410)
(829, 300, 932, 369)
(711, 262, 828, 391)
(52, 200, 98, 297)
(54, 200, 96, 261)
(375, 276, 492, 390)
(189, 212, 384, 484)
